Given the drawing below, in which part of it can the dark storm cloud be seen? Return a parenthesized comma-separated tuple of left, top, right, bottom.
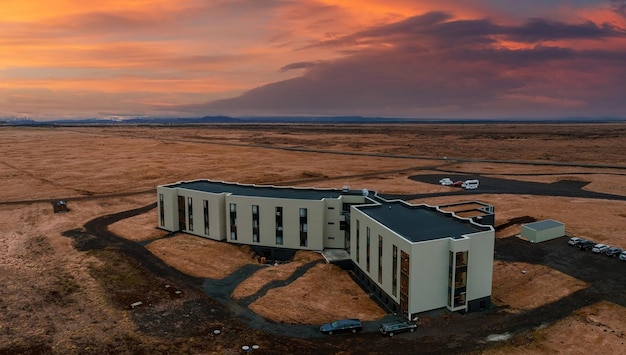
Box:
(612, 0, 626, 17)
(184, 11, 626, 118)
(304, 11, 453, 49)
(279, 61, 320, 72)
(306, 12, 625, 50)
(502, 18, 626, 42)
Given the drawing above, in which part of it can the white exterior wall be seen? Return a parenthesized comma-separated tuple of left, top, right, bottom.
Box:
(157, 187, 179, 231)
(520, 225, 536, 241)
(225, 195, 326, 250)
(522, 223, 565, 243)
(350, 208, 413, 304)
(350, 206, 494, 316)
(410, 238, 451, 314)
(322, 198, 347, 249)
(171, 188, 228, 241)
(466, 230, 494, 302)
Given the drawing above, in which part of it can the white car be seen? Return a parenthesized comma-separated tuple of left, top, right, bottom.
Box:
(439, 178, 453, 186)
(567, 237, 582, 246)
(591, 244, 609, 254)
(462, 179, 479, 190)
(619, 251, 626, 261)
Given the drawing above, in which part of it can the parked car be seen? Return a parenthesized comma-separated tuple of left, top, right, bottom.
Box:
(320, 319, 362, 335)
(452, 181, 464, 187)
(620, 251, 626, 261)
(379, 320, 417, 337)
(567, 237, 582, 246)
(462, 179, 480, 190)
(604, 247, 623, 257)
(591, 244, 610, 254)
(576, 240, 595, 251)
(439, 178, 453, 186)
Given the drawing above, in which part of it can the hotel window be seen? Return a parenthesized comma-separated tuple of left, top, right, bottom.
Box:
(378, 235, 383, 284)
(187, 197, 193, 231)
(203, 200, 209, 235)
(229, 203, 237, 240)
(299, 208, 308, 247)
(355, 220, 360, 263)
(366, 227, 371, 273)
(392, 245, 398, 296)
(275, 206, 283, 245)
(252, 205, 260, 243)
(159, 194, 165, 227)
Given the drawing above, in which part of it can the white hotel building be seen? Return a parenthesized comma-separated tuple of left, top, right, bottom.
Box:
(157, 180, 494, 319)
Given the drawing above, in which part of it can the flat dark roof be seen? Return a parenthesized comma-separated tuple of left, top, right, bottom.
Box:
(163, 180, 351, 200)
(356, 201, 487, 242)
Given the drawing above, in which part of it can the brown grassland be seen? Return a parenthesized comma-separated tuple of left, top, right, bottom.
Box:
(0, 123, 625, 354)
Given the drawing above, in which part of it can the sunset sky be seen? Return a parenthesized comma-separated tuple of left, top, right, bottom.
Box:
(1, 0, 626, 120)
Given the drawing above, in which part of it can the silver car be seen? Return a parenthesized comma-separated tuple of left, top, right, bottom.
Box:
(592, 244, 609, 253)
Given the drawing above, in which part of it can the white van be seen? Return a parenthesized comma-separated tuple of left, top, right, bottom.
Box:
(462, 179, 479, 190)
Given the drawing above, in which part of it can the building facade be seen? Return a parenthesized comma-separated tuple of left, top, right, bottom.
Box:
(157, 180, 494, 318)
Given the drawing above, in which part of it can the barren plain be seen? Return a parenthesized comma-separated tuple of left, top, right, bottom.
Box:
(0, 123, 625, 354)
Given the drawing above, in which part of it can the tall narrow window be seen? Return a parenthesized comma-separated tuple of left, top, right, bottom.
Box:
(229, 203, 237, 240)
(275, 206, 283, 245)
(392, 245, 398, 296)
(252, 205, 260, 243)
(366, 227, 371, 273)
(203, 200, 209, 235)
(378, 235, 383, 284)
(187, 197, 193, 231)
(355, 220, 360, 263)
(177, 196, 185, 231)
(400, 251, 410, 315)
(299, 208, 308, 247)
(453, 251, 469, 308)
(159, 194, 165, 227)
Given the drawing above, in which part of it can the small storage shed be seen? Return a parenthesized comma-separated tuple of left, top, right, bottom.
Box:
(521, 219, 565, 243)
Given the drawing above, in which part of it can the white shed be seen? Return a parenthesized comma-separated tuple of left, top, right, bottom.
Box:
(521, 219, 565, 243)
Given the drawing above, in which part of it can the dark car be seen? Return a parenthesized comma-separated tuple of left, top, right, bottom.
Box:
(379, 320, 417, 337)
(576, 240, 595, 251)
(320, 319, 362, 335)
(452, 181, 464, 187)
(604, 247, 623, 257)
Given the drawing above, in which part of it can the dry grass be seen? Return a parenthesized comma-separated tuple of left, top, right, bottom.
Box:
(232, 251, 323, 300)
(108, 209, 168, 242)
(248, 263, 388, 324)
(1, 124, 625, 353)
(145, 235, 255, 279)
(491, 260, 589, 312)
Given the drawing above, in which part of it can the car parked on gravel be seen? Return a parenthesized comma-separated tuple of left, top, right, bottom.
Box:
(379, 320, 417, 337)
(591, 244, 610, 254)
(576, 240, 595, 251)
(604, 247, 623, 257)
(320, 319, 362, 335)
(568, 237, 582, 246)
(619, 251, 626, 261)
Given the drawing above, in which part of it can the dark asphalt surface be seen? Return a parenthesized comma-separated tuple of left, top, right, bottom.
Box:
(385, 174, 626, 201)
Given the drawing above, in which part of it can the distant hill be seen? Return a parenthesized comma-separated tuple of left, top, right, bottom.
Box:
(2, 115, 625, 126)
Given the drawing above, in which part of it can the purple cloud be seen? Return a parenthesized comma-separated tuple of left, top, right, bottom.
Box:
(279, 61, 320, 72)
(180, 11, 626, 118)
